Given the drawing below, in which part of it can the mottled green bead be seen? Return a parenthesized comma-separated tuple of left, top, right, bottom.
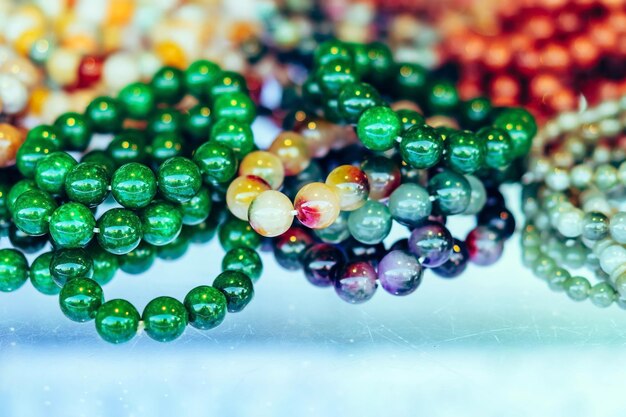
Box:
(151, 66, 185, 104)
(117, 82, 155, 120)
(26, 124, 62, 146)
(13, 189, 57, 235)
(213, 92, 256, 123)
(8, 223, 46, 253)
(208, 71, 248, 99)
(85, 96, 125, 133)
(7, 179, 37, 214)
(156, 227, 191, 260)
(193, 141, 238, 184)
(445, 130, 485, 174)
(81, 150, 116, 178)
(140, 200, 183, 246)
(210, 118, 254, 159)
(316, 60, 357, 96)
(399, 125, 444, 169)
(107, 130, 148, 166)
(222, 247, 263, 282)
(314, 40, 353, 67)
(388, 183, 432, 226)
(59, 277, 103, 322)
(183, 104, 212, 141)
(64, 162, 110, 206)
(50, 248, 94, 287)
(426, 80, 459, 114)
(142, 296, 188, 342)
(150, 133, 184, 165)
(0, 249, 28, 292)
(348, 200, 392, 244)
(54, 112, 92, 151)
(428, 170, 471, 215)
(97, 208, 143, 255)
(547, 267, 570, 291)
(532, 255, 557, 280)
(346, 42, 369, 76)
(157, 157, 202, 203)
(213, 270, 254, 313)
(218, 216, 261, 251)
(589, 282, 615, 308)
(356, 106, 401, 152)
(119, 241, 156, 274)
(460, 97, 492, 129)
(315, 211, 351, 243)
(365, 42, 394, 84)
(476, 127, 514, 170)
(16, 137, 60, 178)
(564, 275, 591, 301)
(29, 252, 60, 295)
(111, 163, 157, 209)
(394, 63, 429, 98)
(396, 109, 425, 132)
(146, 108, 182, 138)
(87, 242, 119, 286)
(95, 299, 140, 344)
(34, 151, 77, 194)
(185, 60, 221, 100)
(184, 286, 227, 330)
(180, 187, 212, 225)
(492, 107, 537, 159)
(337, 82, 382, 124)
(49, 202, 95, 248)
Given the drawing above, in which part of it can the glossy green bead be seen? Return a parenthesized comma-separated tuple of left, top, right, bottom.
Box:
(0, 181, 9, 223)
(7, 179, 37, 214)
(50, 248, 94, 286)
(427, 80, 459, 114)
(222, 247, 263, 282)
(49, 202, 95, 248)
(117, 82, 155, 120)
(81, 150, 116, 178)
(85, 96, 125, 133)
(302, 76, 323, 107)
(16, 137, 60, 178)
(365, 42, 394, 84)
(460, 97, 492, 129)
(337, 82, 382, 124)
(97, 208, 142, 255)
(180, 187, 212, 225)
(589, 282, 615, 308)
(156, 227, 191, 260)
(394, 62, 429, 98)
(219, 216, 261, 251)
(59, 277, 103, 322)
(346, 42, 369, 76)
(356, 106, 400, 152)
(428, 170, 471, 215)
(399, 125, 444, 169)
(0, 249, 28, 292)
(146, 108, 182, 138)
(54, 112, 92, 151)
(34, 151, 77, 194)
(150, 133, 184, 165)
(140, 200, 183, 245)
(151, 66, 185, 104)
(64, 162, 110, 206)
(314, 40, 353, 66)
(445, 130, 485, 174)
(157, 157, 202, 203)
(184, 286, 227, 330)
(213, 270, 254, 313)
(107, 130, 148, 166)
(208, 71, 248, 98)
(193, 141, 237, 184)
(316, 60, 357, 96)
(111, 163, 157, 209)
(348, 200, 392, 244)
(26, 124, 62, 146)
(564, 275, 591, 301)
(185, 60, 221, 100)
(8, 224, 46, 253)
(323, 98, 343, 123)
(87, 242, 119, 286)
(13, 189, 57, 235)
(183, 104, 212, 141)
(388, 183, 432, 226)
(396, 109, 425, 132)
(210, 118, 254, 159)
(142, 296, 188, 342)
(95, 299, 140, 344)
(476, 127, 514, 170)
(30, 252, 60, 295)
(213, 92, 256, 123)
(119, 241, 156, 274)
(315, 211, 351, 243)
(492, 107, 537, 159)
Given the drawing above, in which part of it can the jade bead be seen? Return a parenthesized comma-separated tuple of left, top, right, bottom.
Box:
(399, 125, 444, 169)
(183, 105, 212, 141)
(13, 189, 57, 235)
(315, 211, 351, 243)
(151, 66, 185, 104)
(218, 216, 261, 251)
(146, 108, 182, 138)
(85, 96, 125, 133)
(140, 200, 183, 246)
(445, 130, 485, 174)
(97, 208, 143, 255)
(50, 248, 94, 287)
(30, 252, 60, 295)
(388, 183, 432, 226)
(302, 77, 323, 107)
(157, 157, 202, 203)
(314, 40, 353, 67)
(337, 82, 382, 124)
(180, 187, 212, 225)
(150, 133, 184, 165)
(0, 249, 28, 292)
(564, 275, 591, 301)
(64, 162, 110, 206)
(347, 42, 370, 76)
(347, 200, 392, 244)
(589, 282, 615, 308)
(193, 142, 238, 184)
(119, 242, 156, 274)
(54, 112, 92, 151)
(210, 119, 255, 159)
(87, 242, 119, 286)
(184, 286, 227, 330)
(213, 92, 256, 123)
(396, 109, 425, 132)
(356, 106, 401, 152)
(26, 124, 62, 146)
(59, 277, 103, 322)
(365, 42, 394, 84)
(547, 267, 570, 291)
(107, 130, 148, 166)
(428, 170, 471, 215)
(34, 151, 77, 194)
(143, 296, 188, 342)
(208, 71, 248, 98)
(476, 127, 514, 170)
(460, 97, 492, 129)
(95, 299, 140, 344)
(111, 163, 157, 209)
(7, 179, 37, 214)
(492, 107, 537, 159)
(463, 175, 487, 215)
(117, 82, 155, 120)
(156, 228, 191, 260)
(222, 247, 263, 282)
(185, 60, 221, 100)
(213, 270, 254, 313)
(394, 63, 429, 99)
(81, 150, 116, 178)
(49, 202, 95, 248)
(316, 60, 357, 96)
(16, 137, 60, 178)
(426, 80, 460, 114)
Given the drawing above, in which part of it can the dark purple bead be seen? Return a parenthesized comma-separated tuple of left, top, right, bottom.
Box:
(273, 227, 316, 271)
(408, 220, 453, 268)
(378, 250, 423, 296)
(432, 238, 469, 278)
(466, 226, 504, 266)
(477, 206, 516, 239)
(302, 243, 346, 287)
(334, 261, 378, 303)
(344, 238, 385, 267)
(484, 187, 505, 208)
(389, 238, 409, 252)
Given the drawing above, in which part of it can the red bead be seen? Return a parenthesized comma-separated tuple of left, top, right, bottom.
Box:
(77, 55, 104, 89)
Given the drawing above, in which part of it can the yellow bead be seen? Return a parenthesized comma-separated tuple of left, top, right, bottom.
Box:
(239, 151, 285, 190)
(294, 182, 341, 229)
(46, 47, 81, 87)
(155, 41, 187, 69)
(249, 190, 294, 237)
(14, 28, 45, 56)
(29, 87, 50, 116)
(226, 175, 271, 221)
(105, 0, 135, 25)
(268, 131, 310, 176)
(325, 165, 370, 211)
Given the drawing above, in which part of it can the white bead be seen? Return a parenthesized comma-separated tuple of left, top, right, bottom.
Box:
(610, 212, 626, 244)
(545, 168, 570, 191)
(0, 74, 28, 114)
(557, 112, 579, 132)
(137, 52, 162, 81)
(102, 52, 140, 93)
(600, 244, 626, 276)
(248, 190, 294, 237)
(556, 208, 584, 238)
(594, 238, 615, 257)
(570, 164, 593, 188)
(46, 47, 80, 86)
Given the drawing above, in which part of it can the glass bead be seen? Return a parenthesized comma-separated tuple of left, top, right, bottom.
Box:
(432, 239, 470, 278)
(294, 182, 340, 229)
(347, 200, 392, 245)
(185, 60, 221, 100)
(226, 175, 272, 221)
(13, 189, 57, 235)
(64, 162, 109, 207)
(460, 97, 492, 129)
(361, 156, 402, 201)
(314, 40, 353, 67)
(325, 165, 369, 211)
(316, 60, 357, 96)
(0, 249, 28, 292)
(34, 151, 77, 195)
(184, 286, 227, 330)
(248, 190, 294, 237)
(180, 187, 212, 226)
(476, 127, 513, 170)
(117, 82, 155, 120)
(408, 221, 453, 268)
(492, 107, 536, 159)
(347, 42, 369, 76)
(95, 299, 140, 344)
(315, 211, 351, 243)
(218, 216, 261, 251)
(532, 255, 557, 280)
(54, 112, 92, 151)
(239, 151, 285, 190)
(183, 104, 212, 141)
(146, 108, 182, 138)
(76, 55, 103, 88)
(378, 250, 423, 296)
(193, 141, 238, 184)
(8, 223, 47, 253)
(213, 270, 254, 313)
(222, 247, 263, 282)
(140, 201, 183, 246)
(151, 66, 185, 104)
(119, 242, 156, 274)
(394, 63, 428, 99)
(49, 202, 95, 248)
(268, 131, 310, 176)
(81, 150, 116, 178)
(564, 275, 591, 301)
(334, 261, 378, 304)
(208, 71, 248, 98)
(16, 137, 60, 178)
(428, 170, 471, 215)
(399, 125, 444, 169)
(477, 206, 516, 239)
(337, 82, 382, 124)
(396, 109, 426, 132)
(157, 157, 202, 203)
(150, 133, 184, 165)
(356, 106, 401, 152)
(388, 183, 432, 226)
(426, 80, 459, 114)
(97, 208, 142, 255)
(87, 242, 119, 286)
(7, 179, 37, 214)
(466, 226, 504, 266)
(29, 252, 60, 295)
(111, 163, 157, 209)
(301, 243, 345, 287)
(50, 248, 93, 286)
(445, 130, 485, 174)
(85, 96, 124, 133)
(273, 227, 315, 271)
(59, 277, 103, 322)
(143, 296, 188, 342)
(213, 92, 256, 124)
(107, 130, 148, 166)
(302, 77, 323, 107)
(589, 282, 615, 308)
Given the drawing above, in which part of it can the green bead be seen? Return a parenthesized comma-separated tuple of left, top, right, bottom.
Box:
(54, 112, 92, 151)
(445, 130, 485, 174)
(13, 189, 57, 235)
(119, 241, 156, 274)
(107, 130, 148, 166)
(0, 249, 28, 292)
(180, 187, 212, 225)
(316, 60, 357, 96)
(157, 157, 202, 203)
(26, 124, 62, 147)
(97, 208, 142, 255)
(315, 211, 351, 243)
(156, 227, 191, 260)
(388, 183, 432, 226)
(85, 96, 125, 133)
(396, 109, 425, 132)
(7, 179, 37, 214)
(50, 248, 94, 287)
(151, 66, 185, 104)
(34, 151, 77, 194)
(337, 82, 382, 124)
(185, 60, 221, 100)
(356, 106, 400, 152)
(188, 213, 220, 244)
(532, 255, 557, 280)
(347, 200, 392, 244)
(564, 275, 591, 301)
(460, 97, 492, 129)
(218, 216, 261, 251)
(547, 267, 570, 291)
(29, 252, 60, 295)
(64, 162, 110, 206)
(314, 40, 353, 67)
(150, 132, 184, 165)
(16, 137, 60, 178)
(111, 163, 157, 209)
(183, 104, 212, 141)
(193, 141, 238, 184)
(87, 242, 119, 286)
(208, 71, 247, 99)
(222, 247, 263, 282)
(347, 42, 370, 76)
(322, 98, 343, 123)
(117, 82, 155, 119)
(213, 92, 256, 123)
(492, 107, 537, 159)
(95, 299, 140, 344)
(426, 80, 459, 114)
(49, 202, 95, 248)
(140, 200, 183, 245)
(59, 277, 103, 322)
(210, 118, 254, 159)
(81, 150, 116, 178)
(0, 181, 9, 223)
(142, 296, 188, 342)
(213, 270, 254, 313)
(184, 285, 227, 330)
(428, 170, 471, 215)
(589, 282, 615, 308)
(399, 125, 444, 169)
(394, 63, 429, 99)
(476, 127, 514, 170)
(8, 224, 46, 253)
(365, 42, 394, 84)
(302, 76, 323, 107)
(146, 108, 182, 138)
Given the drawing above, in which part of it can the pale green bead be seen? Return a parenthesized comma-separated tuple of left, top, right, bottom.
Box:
(532, 255, 557, 280)
(314, 211, 350, 243)
(545, 237, 565, 263)
(388, 183, 431, 226)
(347, 200, 392, 244)
(521, 246, 541, 267)
(618, 161, 626, 185)
(593, 164, 618, 191)
(521, 226, 542, 247)
(547, 267, 570, 291)
(556, 207, 584, 238)
(570, 164, 593, 189)
(545, 167, 570, 191)
(614, 272, 626, 298)
(609, 212, 626, 244)
(589, 282, 615, 308)
(463, 175, 487, 215)
(564, 276, 590, 301)
(599, 244, 626, 276)
(562, 242, 587, 269)
(542, 192, 567, 211)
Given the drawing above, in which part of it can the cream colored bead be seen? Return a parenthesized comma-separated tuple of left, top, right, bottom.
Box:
(248, 190, 294, 237)
(226, 175, 271, 221)
(102, 52, 140, 92)
(0, 56, 40, 90)
(599, 244, 626, 276)
(0, 74, 28, 114)
(46, 47, 81, 86)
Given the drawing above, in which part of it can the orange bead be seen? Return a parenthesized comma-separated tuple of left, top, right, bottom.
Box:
(155, 41, 186, 69)
(268, 131, 310, 176)
(28, 87, 50, 116)
(226, 175, 271, 221)
(106, 0, 135, 26)
(295, 117, 337, 158)
(0, 124, 25, 167)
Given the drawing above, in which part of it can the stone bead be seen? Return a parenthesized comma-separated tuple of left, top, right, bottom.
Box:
(150, 132, 184, 165)
(356, 106, 401, 152)
(477, 206, 516, 239)
(556, 207, 584, 238)
(218, 216, 261, 251)
(85, 96, 125, 133)
(445, 130, 485, 174)
(183, 105, 213, 141)
(316, 60, 357, 96)
(248, 190, 294, 237)
(609, 212, 626, 244)
(208, 71, 248, 98)
(273, 226, 315, 271)
(87, 242, 119, 286)
(151, 66, 185, 104)
(388, 183, 432, 226)
(119, 242, 156, 275)
(185, 60, 221, 100)
(334, 261, 378, 304)
(226, 175, 272, 221)
(64, 162, 110, 206)
(463, 175, 487, 215)
(564, 276, 591, 301)
(409, 221, 453, 268)
(117, 82, 155, 120)
(432, 239, 470, 278)
(156, 228, 191, 261)
(394, 63, 429, 99)
(594, 164, 618, 191)
(338, 82, 382, 123)
(143, 296, 188, 342)
(399, 124, 444, 169)
(213, 270, 254, 313)
(184, 286, 227, 330)
(615, 272, 626, 298)
(7, 179, 36, 215)
(378, 250, 423, 296)
(107, 130, 149, 166)
(426, 80, 459, 114)
(396, 109, 425, 132)
(365, 42, 394, 83)
(466, 226, 504, 266)
(492, 107, 537, 159)
(146, 108, 182, 138)
(213, 92, 256, 123)
(302, 243, 346, 287)
(361, 156, 401, 200)
(29, 252, 60, 295)
(54, 112, 92, 151)
(157, 157, 202, 203)
(140, 201, 183, 246)
(59, 277, 103, 322)
(50, 248, 93, 286)
(476, 127, 513, 170)
(180, 187, 212, 226)
(34, 151, 77, 195)
(97, 208, 142, 255)
(268, 131, 310, 176)
(210, 119, 255, 159)
(95, 299, 140, 344)
(13, 189, 57, 235)
(428, 170, 471, 215)
(49, 202, 95, 248)
(0, 249, 28, 292)
(239, 151, 285, 190)
(193, 141, 238, 184)
(599, 244, 626, 276)
(314, 40, 353, 67)
(222, 247, 263, 282)
(547, 267, 570, 291)
(16, 137, 60, 178)
(26, 125, 62, 147)
(315, 211, 351, 243)
(81, 150, 116, 178)
(294, 182, 341, 229)
(347, 200, 392, 244)
(589, 282, 615, 308)
(460, 97, 492, 129)
(111, 163, 157, 209)
(325, 165, 369, 211)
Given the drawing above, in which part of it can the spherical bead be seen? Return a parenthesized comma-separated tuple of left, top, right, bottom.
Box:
(477, 206, 516, 239)
(185, 60, 221, 100)
(294, 182, 341, 229)
(54, 112, 92, 151)
(314, 40, 353, 67)
(87, 242, 119, 286)
(347, 200, 392, 245)
(394, 63, 429, 99)
(193, 142, 238, 185)
(338, 82, 382, 123)
(396, 109, 425, 132)
(106, 131, 149, 167)
(408, 221, 453, 268)
(157, 157, 202, 203)
(34, 151, 77, 195)
(150, 133, 184, 165)
(0, 74, 28, 114)
(589, 282, 615, 308)
(183, 105, 212, 141)
(111, 163, 157, 209)
(248, 190, 294, 237)
(316, 60, 357, 96)
(0, 249, 28, 292)
(184, 286, 227, 330)
(85, 97, 125, 134)
(556, 207, 584, 238)
(445, 130, 485, 174)
(476, 127, 514, 169)
(463, 175, 488, 215)
(213, 92, 256, 123)
(13, 189, 57, 235)
(564, 276, 591, 301)
(301, 243, 346, 287)
(427, 80, 460, 114)
(428, 170, 471, 215)
(64, 162, 110, 206)
(156, 229, 191, 261)
(29, 252, 60, 295)
(226, 175, 271, 221)
(460, 97, 492, 129)
(118, 82, 155, 120)
(609, 212, 626, 244)
(400, 125, 444, 169)
(388, 183, 432, 226)
(492, 107, 537, 159)
(81, 150, 116, 178)
(334, 261, 378, 304)
(96, 208, 142, 255)
(0, 123, 24, 167)
(273, 227, 315, 271)
(315, 211, 351, 243)
(180, 187, 212, 226)
(8, 223, 46, 253)
(142, 296, 188, 342)
(213, 270, 254, 313)
(208, 71, 248, 98)
(59, 278, 103, 322)
(210, 119, 255, 159)
(239, 151, 285, 190)
(147, 108, 182, 138)
(269, 131, 310, 176)
(325, 165, 369, 211)
(361, 156, 401, 200)
(222, 247, 263, 282)
(16, 137, 60, 178)
(119, 242, 156, 275)
(50, 248, 93, 286)
(49, 202, 95, 248)
(95, 299, 140, 344)
(378, 250, 423, 296)
(356, 106, 401, 152)
(466, 226, 504, 266)
(432, 239, 470, 278)
(140, 201, 183, 246)
(151, 66, 185, 104)
(218, 216, 261, 251)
